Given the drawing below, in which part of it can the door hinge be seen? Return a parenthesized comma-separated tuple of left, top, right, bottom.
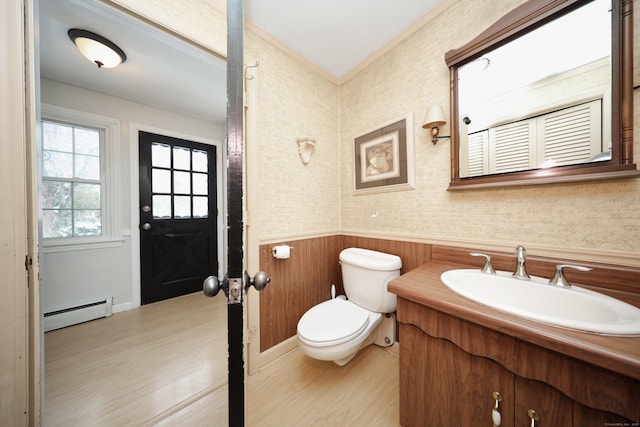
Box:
(25, 255, 32, 270)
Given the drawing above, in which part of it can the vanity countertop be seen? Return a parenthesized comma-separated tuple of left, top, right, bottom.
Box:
(388, 261, 640, 381)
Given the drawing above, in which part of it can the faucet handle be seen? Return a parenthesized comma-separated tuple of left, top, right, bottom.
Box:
(470, 252, 496, 274)
(549, 264, 592, 288)
(514, 245, 527, 260)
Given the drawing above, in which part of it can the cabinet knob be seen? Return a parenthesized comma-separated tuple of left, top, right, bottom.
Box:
(491, 391, 502, 426)
(527, 409, 539, 426)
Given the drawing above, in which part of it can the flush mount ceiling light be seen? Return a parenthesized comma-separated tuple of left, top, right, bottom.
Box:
(68, 29, 126, 68)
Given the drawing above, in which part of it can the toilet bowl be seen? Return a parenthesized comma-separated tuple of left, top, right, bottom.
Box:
(296, 248, 401, 366)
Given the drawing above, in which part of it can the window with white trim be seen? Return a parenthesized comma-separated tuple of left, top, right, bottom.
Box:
(41, 105, 121, 247)
(42, 120, 103, 238)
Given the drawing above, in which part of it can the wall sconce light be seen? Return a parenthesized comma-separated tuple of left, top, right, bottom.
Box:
(422, 105, 449, 144)
(68, 29, 127, 69)
(297, 137, 316, 164)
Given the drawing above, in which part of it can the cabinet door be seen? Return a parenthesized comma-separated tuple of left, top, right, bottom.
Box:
(399, 323, 514, 426)
(573, 403, 636, 427)
(515, 376, 573, 426)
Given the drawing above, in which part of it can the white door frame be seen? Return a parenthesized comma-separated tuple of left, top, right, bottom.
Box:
(129, 124, 227, 309)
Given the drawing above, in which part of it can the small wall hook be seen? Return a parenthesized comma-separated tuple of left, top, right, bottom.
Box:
(244, 61, 260, 80)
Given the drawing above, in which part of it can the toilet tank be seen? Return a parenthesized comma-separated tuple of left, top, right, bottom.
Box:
(339, 248, 401, 313)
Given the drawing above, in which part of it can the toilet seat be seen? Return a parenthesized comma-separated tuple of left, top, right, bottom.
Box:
(297, 299, 371, 346)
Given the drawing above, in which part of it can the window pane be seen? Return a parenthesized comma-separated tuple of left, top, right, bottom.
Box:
(152, 168, 171, 193)
(74, 128, 100, 155)
(74, 183, 101, 209)
(174, 171, 191, 194)
(75, 154, 100, 180)
(43, 122, 72, 152)
(43, 150, 73, 178)
(42, 181, 72, 209)
(74, 210, 102, 236)
(152, 143, 171, 168)
(173, 146, 191, 170)
(193, 196, 208, 218)
(193, 150, 208, 172)
(153, 195, 171, 218)
(174, 195, 191, 218)
(42, 209, 72, 238)
(193, 173, 207, 195)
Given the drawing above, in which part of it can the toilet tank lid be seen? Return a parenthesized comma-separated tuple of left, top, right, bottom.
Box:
(339, 248, 402, 271)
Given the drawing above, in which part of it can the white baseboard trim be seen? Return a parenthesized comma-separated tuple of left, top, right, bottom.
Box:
(258, 335, 298, 370)
(112, 301, 132, 314)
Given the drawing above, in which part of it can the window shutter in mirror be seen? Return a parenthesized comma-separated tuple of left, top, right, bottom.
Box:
(541, 100, 602, 166)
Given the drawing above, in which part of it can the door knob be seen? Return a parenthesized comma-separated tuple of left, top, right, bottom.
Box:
(142, 223, 151, 230)
(245, 270, 270, 291)
(203, 275, 227, 297)
(203, 271, 269, 300)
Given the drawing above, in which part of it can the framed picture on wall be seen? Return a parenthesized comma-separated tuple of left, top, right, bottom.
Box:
(353, 112, 415, 194)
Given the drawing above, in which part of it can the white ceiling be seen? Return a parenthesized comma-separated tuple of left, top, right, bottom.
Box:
(244, 0, 442, 79)
(39, 0, 443, 125)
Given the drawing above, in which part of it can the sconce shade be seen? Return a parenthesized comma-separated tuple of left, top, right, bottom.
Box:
(422, 105, 447, 128)
(68, 29, 126, 68)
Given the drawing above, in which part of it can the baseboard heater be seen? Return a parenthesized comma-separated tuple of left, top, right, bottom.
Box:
(44, 297, 113, 332)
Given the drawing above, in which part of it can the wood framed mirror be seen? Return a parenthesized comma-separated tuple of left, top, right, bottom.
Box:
(445, 0, 638, 190)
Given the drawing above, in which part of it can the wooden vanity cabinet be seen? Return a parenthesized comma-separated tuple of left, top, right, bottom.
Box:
(397, 297, 638, 427)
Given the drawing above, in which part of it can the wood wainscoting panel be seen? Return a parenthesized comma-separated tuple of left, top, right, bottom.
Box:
(259, 236, 342, 351)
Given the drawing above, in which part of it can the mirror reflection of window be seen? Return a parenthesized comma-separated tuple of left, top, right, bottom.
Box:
(457, 0, 611, 177)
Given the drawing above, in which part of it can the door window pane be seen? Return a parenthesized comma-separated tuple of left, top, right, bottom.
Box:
(173, 171, 191, 194)
(193, 196, 208, 218)
(173, 146, 191, 170)
(192, 149, 208, 172)
(152, 168, 171, 193)
(192, 173, 208, 195)
(151, 143, 171, 168)
(153, 195, 171, 218)
(174, 196, 191, 218)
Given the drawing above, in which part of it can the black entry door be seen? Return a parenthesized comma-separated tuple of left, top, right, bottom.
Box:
(139, 131, 218, 305)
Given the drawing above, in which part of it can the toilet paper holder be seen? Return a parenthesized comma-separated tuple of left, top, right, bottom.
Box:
(272, 244, 293, 259)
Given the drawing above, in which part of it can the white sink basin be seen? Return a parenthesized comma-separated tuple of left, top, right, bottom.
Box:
(440, 269, 640, 335)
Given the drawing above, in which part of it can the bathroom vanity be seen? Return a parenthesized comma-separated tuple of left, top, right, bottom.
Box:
(389, 261, 640, 426)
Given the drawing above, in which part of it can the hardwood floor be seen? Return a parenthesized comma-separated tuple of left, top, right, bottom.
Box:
(44, 293, 399, 426)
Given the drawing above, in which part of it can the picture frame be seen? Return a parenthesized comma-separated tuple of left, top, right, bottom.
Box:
(353, 112, 415, 194)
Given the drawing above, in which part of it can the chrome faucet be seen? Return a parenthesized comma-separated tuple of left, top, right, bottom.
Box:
(513, 245, 530, 280)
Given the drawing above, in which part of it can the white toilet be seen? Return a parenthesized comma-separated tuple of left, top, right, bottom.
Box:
(296, 247, 402, 366)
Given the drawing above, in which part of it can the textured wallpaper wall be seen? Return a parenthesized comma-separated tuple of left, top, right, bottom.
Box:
(340, 0, 640, 253)
(245, 31, 341, 239)
(120, 0, 640, 254)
